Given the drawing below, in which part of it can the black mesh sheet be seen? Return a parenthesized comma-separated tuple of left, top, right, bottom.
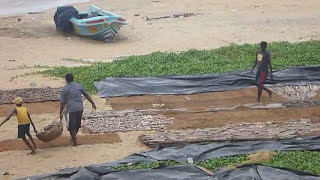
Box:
(20, 136, 320, 180)
(95, 66, 320, 97)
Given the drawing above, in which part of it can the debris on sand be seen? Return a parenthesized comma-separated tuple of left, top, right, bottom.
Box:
(246, 150, 275, 164)
(30, 82, 37, 87)
(144, 13, 199, 21)
(283, 99, 320, 107)
(28, 11, 46, 15)
(226, 150, 276, 169)
(206, 100, 320, 112)
(1, 170, 9, 175)
(152, 103, 165, 108)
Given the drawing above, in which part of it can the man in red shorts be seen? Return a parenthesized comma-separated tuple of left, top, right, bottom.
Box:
(251, 41, 273, 102)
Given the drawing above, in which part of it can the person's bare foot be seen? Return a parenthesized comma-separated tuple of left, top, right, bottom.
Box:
(28, 150, 36, 155)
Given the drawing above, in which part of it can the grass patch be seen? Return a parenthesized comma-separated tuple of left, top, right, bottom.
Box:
(263, 151, 320, 175)
(112, 160, 181, 171)
(41, 40, 320, 93)
(110, 151, 320, 176)
(8, 65, 51, 71)
(10, 72, 36, 82)
(62, 58, 97, 64)
(197, 155, 247, 170)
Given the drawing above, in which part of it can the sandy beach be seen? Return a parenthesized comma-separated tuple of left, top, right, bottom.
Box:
(0, 0, 320, 179)
(1, 0, 320, 89)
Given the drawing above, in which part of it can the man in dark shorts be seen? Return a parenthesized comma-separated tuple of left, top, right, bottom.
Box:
(60, 73, 96, 146)
(0, 97, 38, 154)
(251, 41, 273, 102)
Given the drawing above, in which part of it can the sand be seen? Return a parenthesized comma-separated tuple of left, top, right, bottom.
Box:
(0, 131, 150, 179)
(1, 0, 320, 88)
(109, 88, 320, 129)
(0, 0, 320, 179)
(0, 95, 111, 139)
(0, 97, 150, 179)
(1, 90, 319, 179)
(0, 94, 143, 179)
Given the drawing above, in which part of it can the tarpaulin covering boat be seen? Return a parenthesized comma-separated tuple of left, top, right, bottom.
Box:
(54, 5, 127, 41)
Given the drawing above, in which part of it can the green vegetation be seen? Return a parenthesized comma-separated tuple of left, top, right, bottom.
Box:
(36, 41, 320, 174)
(263, 151, 320, 175)
(197, 155, 247, 170)
(62, 58, 97, 64)
(38, 41, 320, 174)
(112, 160, 181, 171)
(40, 40, 320, 93)
(111, 151, 320, 176)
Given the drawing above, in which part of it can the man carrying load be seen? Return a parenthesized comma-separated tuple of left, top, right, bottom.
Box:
(60, 73, 96, 146)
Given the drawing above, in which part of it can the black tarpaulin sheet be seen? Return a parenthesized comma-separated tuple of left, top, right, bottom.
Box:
(20, 167, 81, 180)
(19, 136, 320, 180)
(54, 6, 79, 34)
(19, 165, 320, 180)
(212, 165, 320, 180)
(94, 66, 320, 97)
(125, 136, 320, 163)
(101, 165, 320, 180)
(101, 165, 213, 180)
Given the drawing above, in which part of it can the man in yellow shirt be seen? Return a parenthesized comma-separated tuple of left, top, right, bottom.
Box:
(0, 97, 38, 154)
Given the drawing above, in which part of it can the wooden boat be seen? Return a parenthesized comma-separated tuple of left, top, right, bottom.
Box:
(70, 5, 127, 41)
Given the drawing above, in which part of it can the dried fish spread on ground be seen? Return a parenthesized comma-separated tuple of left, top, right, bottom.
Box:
(82, 110, 173, 133)
(141, 119, 320, 146)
